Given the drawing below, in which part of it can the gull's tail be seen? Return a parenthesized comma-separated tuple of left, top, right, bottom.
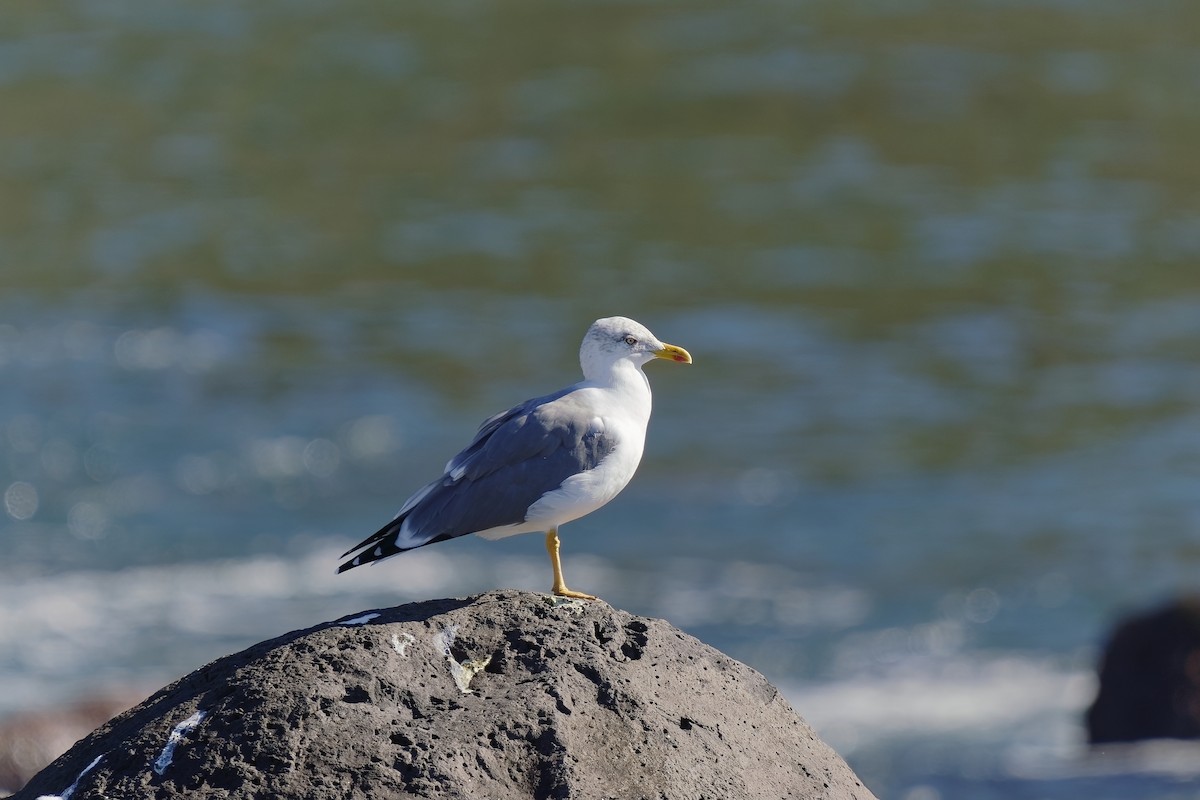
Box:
(337, 501, 464, 574)
(337, 515, 412, 573)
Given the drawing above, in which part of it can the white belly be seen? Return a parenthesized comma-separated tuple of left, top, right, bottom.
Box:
(474, 379, 652, 541)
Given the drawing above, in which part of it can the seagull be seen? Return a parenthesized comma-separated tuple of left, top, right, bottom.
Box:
(338, 316, 692, 600)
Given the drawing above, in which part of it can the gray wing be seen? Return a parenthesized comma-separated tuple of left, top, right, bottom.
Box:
(338, 388, 616, 572)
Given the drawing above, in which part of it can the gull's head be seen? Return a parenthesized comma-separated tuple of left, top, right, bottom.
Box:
(579, 316, 692, 380)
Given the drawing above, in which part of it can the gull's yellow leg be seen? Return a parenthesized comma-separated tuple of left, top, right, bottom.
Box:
(545, 528, 597, 600)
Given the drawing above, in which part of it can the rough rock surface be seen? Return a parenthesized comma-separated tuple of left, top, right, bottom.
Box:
(16, 590, 875, 799)
(1087, 595, 1200, 743)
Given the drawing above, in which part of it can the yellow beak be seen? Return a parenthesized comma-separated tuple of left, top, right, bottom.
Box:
(653, 342, 693, 364)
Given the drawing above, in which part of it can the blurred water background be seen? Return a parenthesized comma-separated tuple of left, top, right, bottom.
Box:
(4, 1, 1200, 797)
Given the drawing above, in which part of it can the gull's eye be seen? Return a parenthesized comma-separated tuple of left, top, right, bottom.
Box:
(623, 335, 638, 346)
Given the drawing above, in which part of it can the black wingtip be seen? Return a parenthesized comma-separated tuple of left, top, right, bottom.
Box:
(339, 514, 406, 564)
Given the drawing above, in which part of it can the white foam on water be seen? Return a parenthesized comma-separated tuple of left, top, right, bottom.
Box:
(1015, 738, 1200, 781)
(782, 653, 1097, 779)
(788, 657, 1092, 741)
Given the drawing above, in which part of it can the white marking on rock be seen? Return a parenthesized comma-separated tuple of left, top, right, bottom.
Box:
(154, 710, 207, 775)
(433, 625, 491, 694)
(36, 752, 105, 800)
(392, 631, 416, 656)
(338, 612, 380, 626)
(549, 595, 588, 613)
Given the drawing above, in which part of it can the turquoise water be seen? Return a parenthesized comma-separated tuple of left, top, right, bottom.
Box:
(5, 1, 1200, 796)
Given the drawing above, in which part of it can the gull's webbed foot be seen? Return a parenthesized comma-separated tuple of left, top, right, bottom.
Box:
(545, 527, 600, 602)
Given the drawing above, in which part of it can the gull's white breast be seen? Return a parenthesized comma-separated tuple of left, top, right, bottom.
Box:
(523, 385, 649, 529)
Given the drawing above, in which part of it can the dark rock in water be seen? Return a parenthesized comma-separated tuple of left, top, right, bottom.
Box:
(14, 590, 875, 799)
(1087, 596, 1200, 744)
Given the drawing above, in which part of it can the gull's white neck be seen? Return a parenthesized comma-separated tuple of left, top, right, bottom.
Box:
(580, 358, 653, 417)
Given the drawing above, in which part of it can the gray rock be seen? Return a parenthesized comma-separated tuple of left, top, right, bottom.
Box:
(15, 590, 875, 800)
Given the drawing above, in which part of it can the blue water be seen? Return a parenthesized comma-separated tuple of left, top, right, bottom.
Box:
(5, 2, 1200, 797)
